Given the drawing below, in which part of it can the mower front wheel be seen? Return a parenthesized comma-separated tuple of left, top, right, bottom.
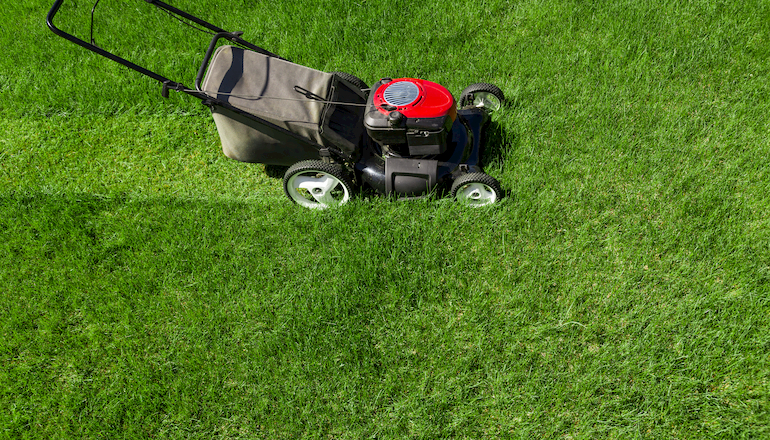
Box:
(459, 83, 505, 112)
(451, 173, 503, 207)
(283, 160, 354, 209)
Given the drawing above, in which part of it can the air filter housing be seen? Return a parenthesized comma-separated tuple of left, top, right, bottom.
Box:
(364, 78, 456, 156)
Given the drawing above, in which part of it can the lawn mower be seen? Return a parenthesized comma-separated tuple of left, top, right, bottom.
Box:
(47, 0, 506, 208)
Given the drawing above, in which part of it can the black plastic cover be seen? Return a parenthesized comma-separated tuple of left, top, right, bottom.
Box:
(320, 74, 368, 160)
(385, 157, 439, 196)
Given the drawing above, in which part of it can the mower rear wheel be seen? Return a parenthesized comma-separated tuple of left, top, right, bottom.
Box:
(459, 83, 505, 112)
(283, 160, 354, 209)
(451, 173, 503, 207)
(330, 72, 368, 91)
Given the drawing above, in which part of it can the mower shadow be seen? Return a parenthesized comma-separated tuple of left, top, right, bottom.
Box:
(264, 164, 289, 179)
(480, 119, 511, 173)
(482, 119, 516, 200)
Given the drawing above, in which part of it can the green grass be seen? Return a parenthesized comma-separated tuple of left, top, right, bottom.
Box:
(2, 0, 769, 438)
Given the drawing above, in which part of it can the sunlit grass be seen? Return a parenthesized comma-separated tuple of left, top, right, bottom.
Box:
(2, 0, 769, 438)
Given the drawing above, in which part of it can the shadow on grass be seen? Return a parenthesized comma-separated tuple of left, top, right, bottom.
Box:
(482, 119, 514, 171)
(0, 190, 481, 299)
(264, 164, 289, 179)
(0, 192, 285, 298)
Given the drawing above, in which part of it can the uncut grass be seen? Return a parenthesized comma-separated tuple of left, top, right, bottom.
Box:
(3, 0, 770, 438)
(3, 190, 768, 437)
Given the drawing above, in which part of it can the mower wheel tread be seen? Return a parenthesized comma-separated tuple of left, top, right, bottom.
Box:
(283, 160, 354, 209)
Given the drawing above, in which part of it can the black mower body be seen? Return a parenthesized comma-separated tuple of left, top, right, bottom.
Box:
(356, 108, 489, 197)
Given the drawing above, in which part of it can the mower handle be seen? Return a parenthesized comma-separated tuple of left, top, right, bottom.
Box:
(46, 0, 174, 85)
(47, 0, 282, 94)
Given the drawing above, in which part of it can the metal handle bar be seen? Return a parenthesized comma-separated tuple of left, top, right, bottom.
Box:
(46, 0, 281, 94)
(47, 0, 177, 85)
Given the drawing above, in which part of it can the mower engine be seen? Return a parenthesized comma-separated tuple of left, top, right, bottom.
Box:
(364, 78, 457, 157)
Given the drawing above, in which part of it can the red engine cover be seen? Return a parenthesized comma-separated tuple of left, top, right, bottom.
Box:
(372, 78, 456, 120)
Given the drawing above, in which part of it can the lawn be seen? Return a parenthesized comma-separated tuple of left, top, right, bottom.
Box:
(1, 0, 769, 438)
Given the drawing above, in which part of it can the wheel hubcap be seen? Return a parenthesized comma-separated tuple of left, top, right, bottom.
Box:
(287, 171, 350, 209)
(457, 182, 497, 206)
(473, 92, 501, 112)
